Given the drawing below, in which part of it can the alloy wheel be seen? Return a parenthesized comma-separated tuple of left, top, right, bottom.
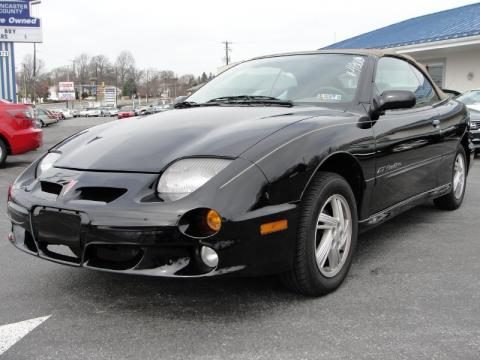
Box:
(453, 153, 465, 200)
(315, 194, 352, 278)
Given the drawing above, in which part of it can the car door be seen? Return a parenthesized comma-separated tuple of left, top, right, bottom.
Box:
(370, 56, 442, 213)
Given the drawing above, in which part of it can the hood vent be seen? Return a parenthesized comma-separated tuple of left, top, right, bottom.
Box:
(78, 187, 127, 203)
(40, 181, 63, 196)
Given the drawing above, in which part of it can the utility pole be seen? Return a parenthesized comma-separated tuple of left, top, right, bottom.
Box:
(145, 69, 149, 104)
(222, 41, 232, 66)
(33, 43, 37, 105)
(23, 64, 27, 102)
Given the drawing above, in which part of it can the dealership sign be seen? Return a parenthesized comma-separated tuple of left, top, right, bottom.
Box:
(0, 0, 42, 42)
(58, 82, 75, 101)
(103, 86, 117, 107)
(59, 82, 74, 92)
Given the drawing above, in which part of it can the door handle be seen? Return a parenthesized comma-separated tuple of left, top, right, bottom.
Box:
(432, 119, 440, 128)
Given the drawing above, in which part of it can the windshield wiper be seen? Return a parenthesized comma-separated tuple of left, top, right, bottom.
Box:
(207, 95, 294, 107)
(173, 101, 224, 109)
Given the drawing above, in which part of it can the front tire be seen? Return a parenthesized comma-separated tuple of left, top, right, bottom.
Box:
(281, 172, 358, 296)
(434, 146, 467, 210)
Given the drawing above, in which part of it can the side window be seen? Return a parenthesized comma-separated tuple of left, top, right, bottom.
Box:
(408, 64, 439, 106)
(374, 57, 439, 108)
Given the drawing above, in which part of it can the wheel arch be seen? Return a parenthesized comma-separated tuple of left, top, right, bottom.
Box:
(0, 133, 11, 155)
(460, 131, 472, 173)
(300, 152, 367, 213)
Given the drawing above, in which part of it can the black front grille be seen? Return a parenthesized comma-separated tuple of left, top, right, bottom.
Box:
(84, 244, 144, 270)
(32, 209, 83, 264)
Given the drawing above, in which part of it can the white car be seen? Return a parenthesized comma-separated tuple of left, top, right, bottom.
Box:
(101, 107, 119, 116)
(79, 108, 101, 117)
(57, 109, 74, 119)
(456, 89, 480, 111)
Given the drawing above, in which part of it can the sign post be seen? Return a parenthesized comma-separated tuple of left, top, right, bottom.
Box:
(0, 0, 42, 102)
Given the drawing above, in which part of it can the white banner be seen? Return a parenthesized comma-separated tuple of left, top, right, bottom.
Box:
(58, 92, 75, 101)
(0, 27, 42, 42)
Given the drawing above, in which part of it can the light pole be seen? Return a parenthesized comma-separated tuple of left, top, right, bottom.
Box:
(67, 59, 74, 82)
(32, 43, 37, 105)
(145, 69, 149, 104)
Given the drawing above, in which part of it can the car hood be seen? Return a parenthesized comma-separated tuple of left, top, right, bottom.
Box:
(54, 106, 344, 173)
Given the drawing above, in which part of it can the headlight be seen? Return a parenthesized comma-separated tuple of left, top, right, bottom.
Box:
(36, 152, 61, 177)
(157, 158, 231, 201)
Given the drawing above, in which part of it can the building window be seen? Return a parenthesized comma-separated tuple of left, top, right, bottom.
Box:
(425, 62, 445, 88)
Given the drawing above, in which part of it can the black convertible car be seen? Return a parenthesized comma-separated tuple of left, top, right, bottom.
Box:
(7, 50, 474, 296)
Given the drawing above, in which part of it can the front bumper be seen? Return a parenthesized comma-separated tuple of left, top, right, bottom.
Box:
(471, 129, 480, 149)
(7, 167, 298, 278)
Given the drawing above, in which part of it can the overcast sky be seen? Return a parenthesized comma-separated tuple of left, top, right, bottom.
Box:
(13, 0, 478, 76)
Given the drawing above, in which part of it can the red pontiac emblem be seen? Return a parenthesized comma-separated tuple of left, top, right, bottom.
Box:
(61, 180, 78, 196)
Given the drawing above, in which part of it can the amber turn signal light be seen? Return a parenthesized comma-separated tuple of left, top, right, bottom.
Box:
(206, 209, 222, 232)
(260, 220, 288, 235)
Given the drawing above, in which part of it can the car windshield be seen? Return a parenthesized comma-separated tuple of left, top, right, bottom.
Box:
(457, 90, 480, 106)
(187, 54, 366, 106)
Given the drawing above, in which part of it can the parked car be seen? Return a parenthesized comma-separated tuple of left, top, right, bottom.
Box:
(456, 89, 480, 111)
(0, 100, 42, 166)
(48, 109, 63, 120)
(469, 109, 480, 156)
(100, 107, 119, 117)
(118, 106, 135, 119)
(79, 108, 101, 117)
(7, 50, 473, 296)
(136, 106, 154, 115)
(71, 109, 80, 118)
(35, 108, 58, 127)
(57, 109, 74, 119)
(46, 109, 63, 121)
(152, 104, 170, 113)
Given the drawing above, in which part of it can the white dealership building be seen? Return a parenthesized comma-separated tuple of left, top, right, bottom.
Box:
(325, 3, 480, 92)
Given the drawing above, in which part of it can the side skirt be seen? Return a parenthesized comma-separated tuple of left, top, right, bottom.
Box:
(359, 183, 452, 233)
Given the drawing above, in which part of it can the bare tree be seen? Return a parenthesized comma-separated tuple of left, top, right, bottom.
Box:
(74, 53, 91, 85)
(115, 51, 136, 89)
(89, 55, 111, 83)
(17, 54, 45, 100)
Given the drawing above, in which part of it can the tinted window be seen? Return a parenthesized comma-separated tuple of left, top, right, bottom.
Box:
(375, 57, 439, 107)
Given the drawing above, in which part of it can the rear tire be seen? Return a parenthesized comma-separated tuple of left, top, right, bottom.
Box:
(434, 146, 467, 210)
(0, 138, 7, 167)
(281, 172, 358, 296)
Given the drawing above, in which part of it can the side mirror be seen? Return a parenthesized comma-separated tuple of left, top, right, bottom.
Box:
(370, 90, 416, 120)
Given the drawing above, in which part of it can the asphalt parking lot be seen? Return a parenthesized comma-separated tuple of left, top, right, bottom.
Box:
(0, 117, 479, 360)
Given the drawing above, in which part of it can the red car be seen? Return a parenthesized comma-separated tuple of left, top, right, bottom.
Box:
(0, 100, 43, 166)
(118, 106, 135, 119)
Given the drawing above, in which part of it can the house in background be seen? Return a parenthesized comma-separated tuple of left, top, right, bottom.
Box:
(324, 3, 480, 92)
